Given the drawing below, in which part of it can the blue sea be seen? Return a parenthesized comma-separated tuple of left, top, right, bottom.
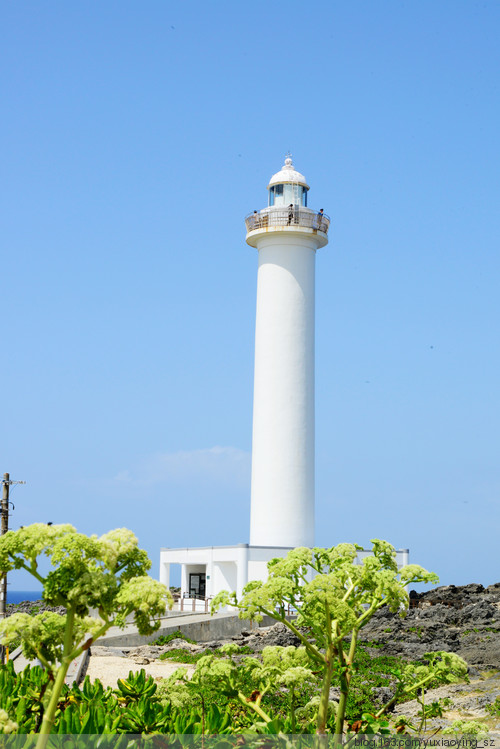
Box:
(8, 591, 43, 605)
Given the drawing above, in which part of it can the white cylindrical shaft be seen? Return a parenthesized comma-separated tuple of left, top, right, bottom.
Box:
(236, 545, 249, 598)
(249, 232, 318, 548)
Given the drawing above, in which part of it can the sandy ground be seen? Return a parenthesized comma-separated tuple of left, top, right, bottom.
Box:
(84, 656, 195, 689)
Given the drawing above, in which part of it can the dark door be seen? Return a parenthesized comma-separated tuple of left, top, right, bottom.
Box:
(189, 573, 206, 598)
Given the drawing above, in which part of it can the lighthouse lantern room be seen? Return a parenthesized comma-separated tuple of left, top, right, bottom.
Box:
(267, 156, 309, 207)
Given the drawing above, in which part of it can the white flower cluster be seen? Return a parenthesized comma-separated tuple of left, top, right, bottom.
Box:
(0, 709, 18, 734)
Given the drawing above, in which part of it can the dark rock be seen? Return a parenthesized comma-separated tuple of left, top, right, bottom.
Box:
(197, 640, 221, 650)
(138, 646, 163, 657)
(255, 623, 301, 649)
(415, 603, 461, 625)
(411, 584, 484, 610)
(161, 638, 201, 653)
(91, 646, 127, 657)
(372, 686, 394, 707)
(359, 583, 500, 668)
(243, 635, 263, 651)
(459, 600, 497, 624)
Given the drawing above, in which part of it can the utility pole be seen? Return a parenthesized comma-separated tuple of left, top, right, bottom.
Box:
(0, 473, 25, 617)
(0, 474, 10, 622)
(0, 473, 25, 664)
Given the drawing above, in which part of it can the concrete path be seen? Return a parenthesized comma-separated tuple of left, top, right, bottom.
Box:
(9, 646, 89, 685)
(5, 611, 274, 684)
(98, 610, 269, 647)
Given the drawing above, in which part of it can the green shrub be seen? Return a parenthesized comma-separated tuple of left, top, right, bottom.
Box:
(485, 696, 500, 717)
(159, 643, 254, 664)
(159, 648, 204, 664)
(151, 629, 196, 646)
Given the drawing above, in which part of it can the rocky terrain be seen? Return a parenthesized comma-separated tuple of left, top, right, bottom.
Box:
(360, 582, 500, 671)
(6, 600, 65, 617)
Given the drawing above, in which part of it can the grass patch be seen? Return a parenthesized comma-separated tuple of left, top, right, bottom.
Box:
(480, 668, 500, 679)
(159, 649, 204, 664)
(159, 644, 254, 664)
(151, 630, 196, 646)
(463, 627, 500, 636)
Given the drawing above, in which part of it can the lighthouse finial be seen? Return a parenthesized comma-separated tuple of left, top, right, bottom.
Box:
(284, 152, 293, 168)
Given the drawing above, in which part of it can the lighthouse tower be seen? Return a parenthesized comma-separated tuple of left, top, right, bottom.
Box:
(159, 158, 333, 602)
(159, 158, 409, 605)
(245, 157, 329, 548)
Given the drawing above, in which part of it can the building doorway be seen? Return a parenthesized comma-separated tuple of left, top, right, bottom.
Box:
(189, 572, 206, 598)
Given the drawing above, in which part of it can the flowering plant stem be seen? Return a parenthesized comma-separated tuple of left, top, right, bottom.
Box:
(38, 610, 75, 744)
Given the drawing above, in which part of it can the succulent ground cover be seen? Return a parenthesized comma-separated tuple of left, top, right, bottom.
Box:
(1, 641, 496, 737)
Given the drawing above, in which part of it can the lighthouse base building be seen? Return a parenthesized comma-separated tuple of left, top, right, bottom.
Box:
(159, 544, 296, 605)
(159, 158, 409, 610)
(159, 544, 410, 610)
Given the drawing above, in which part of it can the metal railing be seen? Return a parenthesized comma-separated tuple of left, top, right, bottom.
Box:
(245, 208, 330, 234)
(171, 597, 296, 616)
(174, 595, 214, 614)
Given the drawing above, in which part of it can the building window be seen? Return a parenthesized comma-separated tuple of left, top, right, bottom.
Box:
(269, 184, 283, 206)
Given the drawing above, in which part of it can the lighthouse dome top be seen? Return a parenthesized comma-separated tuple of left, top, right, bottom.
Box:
(267, 156, 309, 190)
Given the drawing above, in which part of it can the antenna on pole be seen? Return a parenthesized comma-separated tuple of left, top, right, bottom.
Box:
(0, 473, 26, 663)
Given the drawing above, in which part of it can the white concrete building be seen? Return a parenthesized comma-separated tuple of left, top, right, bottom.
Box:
(159, 544, 302, 605)
(159, 158, 408, 608)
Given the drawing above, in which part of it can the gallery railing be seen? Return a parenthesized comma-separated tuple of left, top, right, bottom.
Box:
(245, 208, 330, 234)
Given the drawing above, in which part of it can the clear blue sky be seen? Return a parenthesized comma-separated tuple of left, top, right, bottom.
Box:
(2, 1, 499, 591)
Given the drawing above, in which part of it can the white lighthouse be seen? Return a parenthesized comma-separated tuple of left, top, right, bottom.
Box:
(159, 157, 330, 600)
(159, 157, 410, 607)
(246, 157, 329, 548)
